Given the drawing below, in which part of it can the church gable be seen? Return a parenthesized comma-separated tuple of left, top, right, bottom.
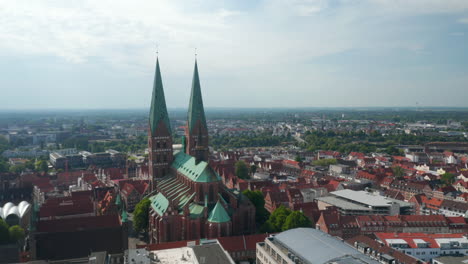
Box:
(172, 152, 221, 183)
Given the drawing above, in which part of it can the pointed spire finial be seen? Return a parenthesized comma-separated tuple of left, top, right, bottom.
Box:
(194, 47, 197, 60)
(156, 44, 159, 57)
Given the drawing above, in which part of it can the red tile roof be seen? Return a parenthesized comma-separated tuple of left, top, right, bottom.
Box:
(39, 196, 94, 218)
(218, 233, 270, 252)
(346, 235, 419, 264)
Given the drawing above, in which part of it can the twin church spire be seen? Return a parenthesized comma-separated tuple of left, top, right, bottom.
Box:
(149, 58, 171, 135)
(148, 55, 209, 181)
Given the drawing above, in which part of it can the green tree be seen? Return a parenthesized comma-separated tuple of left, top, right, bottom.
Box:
(133, 198, 151, 233)
(294, 155, 303, 163)
(9, 164, 25, 174)
(242, 190, 270, 225)
(0, 160, 9, 173)
(261, 205, 292, 233)
(250, 164, 257, 176)
(0, 219, 9, 245)
(384, 146, 401, 156)
(235, 161, 249, 179)
(24, 160, 35, 170)
(8, 225, 25, 243)
(35, 160, 48, 173)
(0, 135, 9, 154)
(282, 211, 312, 231)
(312, 158, 337, 167)
(441, 173, 456, 186)
(392, 166, 405, 179)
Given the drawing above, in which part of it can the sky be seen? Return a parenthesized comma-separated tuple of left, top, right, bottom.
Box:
(0, 0, 468, 109)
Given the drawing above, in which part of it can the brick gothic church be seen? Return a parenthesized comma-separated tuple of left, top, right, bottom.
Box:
(147, 57, 256, 244)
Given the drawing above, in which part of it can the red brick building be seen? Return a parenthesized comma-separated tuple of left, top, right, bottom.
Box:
(147, 58, 255, 244)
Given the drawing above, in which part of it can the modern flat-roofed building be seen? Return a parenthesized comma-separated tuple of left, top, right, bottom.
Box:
(316, 189, 413, 216)
(376, 232, 468, 263)
(256, 228, 379, 264)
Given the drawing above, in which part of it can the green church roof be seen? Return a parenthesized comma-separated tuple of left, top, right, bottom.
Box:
(172, 152, 221, 183)
(189, 203, 205, 219)
(187, 60, 207, 133)
(208, 201, 231, 223)
(150, 192, 169, 216)
(121, 209, 128, 223)
(115, 194, 121, 206)
(149, 58, 171, 135)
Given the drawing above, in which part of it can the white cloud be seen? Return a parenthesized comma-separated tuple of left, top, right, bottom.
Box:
(0, 0, 468, 108)
(0, 0, 466, 71)
(369, 0, 468, 14)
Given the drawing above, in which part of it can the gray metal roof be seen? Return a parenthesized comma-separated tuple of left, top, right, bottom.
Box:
(192, 243, 233, 264)
(273, 228, 379, 264)
(331, 190, 396, 207)
(315, 196, 372, 211)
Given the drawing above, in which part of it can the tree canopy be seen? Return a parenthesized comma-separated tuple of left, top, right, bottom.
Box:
(211, 132, 290, 149)
(133, 198, 151, 233)
(8, 225, 25, 243)
(242, 190, 269, 225)
(35, 160, 49, 173)
(260, 206, 313, 233)
(250, 164, 257, 176)
(441, 172, 456, 186)
(282, 211, 312, 231)
(294, 155, 303, 163)
(392, 166, 405, 178)
(312, 158, 337, 167)
(0, 219, 9, 244)
(235, 161, 249, 179)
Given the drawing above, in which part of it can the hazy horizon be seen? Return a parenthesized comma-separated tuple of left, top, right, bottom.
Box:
(1, 0, 468, 109)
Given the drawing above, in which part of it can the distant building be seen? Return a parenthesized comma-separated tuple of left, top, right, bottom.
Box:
(346, 235, 420, 264)
(315, 189, 413, 216)
(329, 164, 351, 176)
(0, 201, 31, 227)
(31, 212, 128, 260)
(145, 242, 235, 264)
(376, 232, 468, 263)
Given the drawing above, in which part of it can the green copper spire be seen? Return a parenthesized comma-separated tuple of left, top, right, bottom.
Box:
(208, 201, 231, 223)
(187, 60, 207, 133)
(149, 58, 171, 135)
(121, 209, 128, 223)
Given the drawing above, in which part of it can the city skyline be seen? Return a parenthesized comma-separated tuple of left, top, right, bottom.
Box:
(1, 0, 468, 109)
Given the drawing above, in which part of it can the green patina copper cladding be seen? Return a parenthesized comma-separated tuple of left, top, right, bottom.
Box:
(121, 209, 128, 223)
(189, 203, 205, 219)
(172, 152, 221, 183)
(115, 194, 121, 206)
(208, 201, 231, 223)
(187, 60, 207, 133)
(149, 58, 171, 135)
(150, 192, 169, 216)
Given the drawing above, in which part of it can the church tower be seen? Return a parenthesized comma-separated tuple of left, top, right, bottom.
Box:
(185, 60, 209, 162)
(148, 57, 173, 185)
